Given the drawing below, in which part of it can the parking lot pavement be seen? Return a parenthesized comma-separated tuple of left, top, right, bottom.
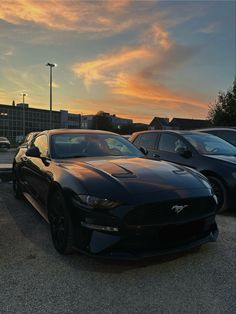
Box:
(0, 182, 235, 314)
(0, 148, 16, 181)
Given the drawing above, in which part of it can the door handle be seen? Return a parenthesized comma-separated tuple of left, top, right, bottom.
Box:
(153, 153, 160, 158)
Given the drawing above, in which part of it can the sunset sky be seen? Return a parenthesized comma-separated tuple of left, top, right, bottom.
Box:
(0, 0, 235, 123)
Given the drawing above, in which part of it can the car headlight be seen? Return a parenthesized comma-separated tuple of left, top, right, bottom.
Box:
(232, 172, 236, 179)
(73, 194, 121, 209)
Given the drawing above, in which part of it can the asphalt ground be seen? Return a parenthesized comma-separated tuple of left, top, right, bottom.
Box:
(0, 181, 235, 314)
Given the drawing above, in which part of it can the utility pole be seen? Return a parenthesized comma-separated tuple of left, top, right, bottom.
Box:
(46, 62, 57, 129)
(21, 92, 27, 137)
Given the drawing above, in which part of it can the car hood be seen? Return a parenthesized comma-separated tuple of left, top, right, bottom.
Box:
(58, 157, 211, 199)
(204, 154, 236, 165)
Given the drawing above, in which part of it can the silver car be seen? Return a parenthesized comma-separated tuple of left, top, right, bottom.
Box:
(0, 137, 10, 149)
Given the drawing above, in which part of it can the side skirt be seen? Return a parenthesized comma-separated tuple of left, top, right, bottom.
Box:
(23, 192, 49, 223)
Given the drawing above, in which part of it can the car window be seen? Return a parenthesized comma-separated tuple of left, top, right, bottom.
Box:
(132, 135, 141, 147)
(105, 137, 136, 155)
(138, 133, 158, 150)
(183, 133, 236, 156)
(51, 133, 143, 158)
(33, 135, 48, 157)
(158, 134, 187, 153)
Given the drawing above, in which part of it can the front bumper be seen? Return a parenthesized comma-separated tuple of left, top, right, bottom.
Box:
(80, 225, 218, 260)
(72, 201, 218, 260)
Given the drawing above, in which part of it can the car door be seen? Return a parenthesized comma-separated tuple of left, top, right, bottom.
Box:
(153, 133, 201, 169)
(22, 134, 52, 211)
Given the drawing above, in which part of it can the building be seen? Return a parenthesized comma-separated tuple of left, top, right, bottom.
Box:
(110, 114, 133, 130)
(147, 117, 211, 131)
(81, 113, 133, 130)
(0, 103, 81, 143)
(169, 118, 211, 130)
(149, 117, 170, 130)
(81, 115, 95, 129)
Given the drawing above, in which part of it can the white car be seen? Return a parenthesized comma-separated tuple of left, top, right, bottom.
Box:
(0, 137, 10, 149)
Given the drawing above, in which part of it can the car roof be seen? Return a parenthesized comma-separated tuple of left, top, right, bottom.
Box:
(195, 127, 236, 132)
(38, 129, 119, 136)
(132, 130, 207, 136)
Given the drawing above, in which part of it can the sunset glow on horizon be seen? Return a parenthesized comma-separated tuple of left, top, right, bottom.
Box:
(0, 0, 235, 124)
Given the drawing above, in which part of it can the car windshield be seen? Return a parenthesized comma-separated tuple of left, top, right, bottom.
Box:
(0, 137, 8, 141)
(51, 133, 144, 159)
(183, 133, 236, 156)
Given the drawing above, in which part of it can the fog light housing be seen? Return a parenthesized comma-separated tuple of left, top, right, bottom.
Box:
(81, 221, 119, 232)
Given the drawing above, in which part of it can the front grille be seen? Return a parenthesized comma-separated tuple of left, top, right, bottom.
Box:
(158, 219, 206, 247)
(125, 197, 215, 226)
(118, 216, 216, 251)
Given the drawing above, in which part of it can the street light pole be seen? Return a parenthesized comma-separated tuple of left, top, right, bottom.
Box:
(46, 62, 57, 129)
(21, 92, 27, 138)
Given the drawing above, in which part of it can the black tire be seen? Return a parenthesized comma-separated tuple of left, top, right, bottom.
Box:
(48, 190, 75, 254)
(13, 170, 23, 199)
(208, 176, 227, 213)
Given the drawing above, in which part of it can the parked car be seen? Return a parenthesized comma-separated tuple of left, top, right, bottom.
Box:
(196, 128, 236, 147)
(0, 136, 10, 149)
(13, 129, 218, 258)
(130, 130, 236, 212)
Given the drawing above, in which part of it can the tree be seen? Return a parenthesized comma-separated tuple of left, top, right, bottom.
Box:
(208, 79, 236, 126)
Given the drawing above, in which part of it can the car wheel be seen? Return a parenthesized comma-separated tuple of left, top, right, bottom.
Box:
(208, 176, 227, 213)
(13, 170, 22, 199)
(48, 191, 75, 254)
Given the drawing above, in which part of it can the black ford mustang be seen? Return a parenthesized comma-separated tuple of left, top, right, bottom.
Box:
(13, 129, 218, 259)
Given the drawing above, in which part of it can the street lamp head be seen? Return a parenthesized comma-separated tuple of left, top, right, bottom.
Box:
(46, 62, 57, 67)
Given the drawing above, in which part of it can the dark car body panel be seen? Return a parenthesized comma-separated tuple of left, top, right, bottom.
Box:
(13, 129, 218, 259)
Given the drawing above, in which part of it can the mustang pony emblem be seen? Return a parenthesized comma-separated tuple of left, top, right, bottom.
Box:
(171, 204, 188, 214)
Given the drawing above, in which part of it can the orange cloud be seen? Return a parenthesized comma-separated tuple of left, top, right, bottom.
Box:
(0, 89, 11, 103)
(110, 73, 207, 109)
(72, 24, 204, 114)
(73, 47, 153, 87)
(151, 25, 173, 49)
(0, 0, 135, 35)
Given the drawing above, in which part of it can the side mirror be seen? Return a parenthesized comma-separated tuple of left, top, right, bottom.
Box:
(26, 146, 41, 158)
(139, 146, 148, 155)
(176, 147, 192, 158)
